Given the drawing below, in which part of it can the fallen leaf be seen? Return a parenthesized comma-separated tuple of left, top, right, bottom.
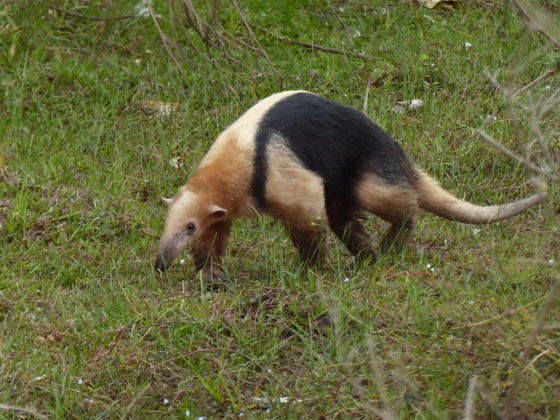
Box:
(137, 100, 180, 117)
(417, 0, 460, 9)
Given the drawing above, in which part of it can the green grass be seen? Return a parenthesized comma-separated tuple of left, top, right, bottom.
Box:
(1, 0, 559, 418)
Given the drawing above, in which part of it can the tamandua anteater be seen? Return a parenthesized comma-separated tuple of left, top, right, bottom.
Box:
(155, 91, 546, 281)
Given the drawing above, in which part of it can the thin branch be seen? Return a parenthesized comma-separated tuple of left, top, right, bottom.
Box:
(148, 7, 184, 73)
(476, 129, 560, 182)
(513, 68, 560, 98)
(230, 0, 282, 87)
(120, 384, 150, 420)
(512, 0, 560, 51)
(31, 0, 135, 21)
(327, 0, 354, 47)
(254, 25, 372, 60)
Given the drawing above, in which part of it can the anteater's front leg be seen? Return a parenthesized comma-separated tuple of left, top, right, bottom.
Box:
(285, 222, 328, 268)
(191, 221, 231, 282)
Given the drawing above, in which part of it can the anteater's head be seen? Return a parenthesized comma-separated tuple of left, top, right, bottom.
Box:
(155, 189, 227, 273)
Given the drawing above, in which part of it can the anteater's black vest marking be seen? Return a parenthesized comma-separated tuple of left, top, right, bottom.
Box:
(252, 93, 416, 221)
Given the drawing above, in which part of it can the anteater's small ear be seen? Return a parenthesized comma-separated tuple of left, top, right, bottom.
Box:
(161, 197, 173, 206)
(208, 205, 227, 219)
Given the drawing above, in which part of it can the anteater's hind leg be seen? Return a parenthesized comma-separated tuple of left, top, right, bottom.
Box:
(378, 213, 417, 254)
(356, 174, 419, 255)
(327, 205, 377, 263)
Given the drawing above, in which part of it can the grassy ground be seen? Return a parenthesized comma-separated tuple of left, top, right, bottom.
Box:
(1, 0, 559, 418)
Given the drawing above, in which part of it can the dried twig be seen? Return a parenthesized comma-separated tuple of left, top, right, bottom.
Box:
(327, 0, 354, 47)
(148, 7, 184, 73)
(120, 384, 150, 420)
(512, 0, 560, 51)
(230, 0, 282, 86)
(513, 68, 560, 98)
(31, 0, 134, 21)
(0, 403, 47, 419)
(476, 129, 559, 182)
(254, 25, 372, 60)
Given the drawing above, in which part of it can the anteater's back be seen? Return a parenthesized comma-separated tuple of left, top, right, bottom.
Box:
(251, 92, 417, 210)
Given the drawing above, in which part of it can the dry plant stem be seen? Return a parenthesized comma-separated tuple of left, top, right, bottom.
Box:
(0, 404, 46, 419)
(120, 384, 150, 420)
(512, 0, 560, 51)
(363, 83, 370, 114)
(182, 0, 242, 67)
(463, 376, 477, 420)
(476, 129, 560, 182)
(512, 68, 560, 98)
(230, 0, 281, 87)
(148, 7, 183, 73)
(31, 0, 134, 21)
(504, 277, 560, 419)
(452, 294, 547, 330)
(254, 26, 373, 60)
(327, 0, 354, 47)
(529, 116, 559, 178)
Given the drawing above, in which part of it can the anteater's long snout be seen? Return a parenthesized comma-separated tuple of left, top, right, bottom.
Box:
(154, 246, 176, 273)
(154, 255, 168, 273)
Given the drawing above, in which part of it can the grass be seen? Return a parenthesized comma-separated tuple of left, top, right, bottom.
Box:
(1, 0, 559, 418)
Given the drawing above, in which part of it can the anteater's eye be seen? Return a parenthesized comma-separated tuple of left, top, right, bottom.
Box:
(186, 222, 196, 233)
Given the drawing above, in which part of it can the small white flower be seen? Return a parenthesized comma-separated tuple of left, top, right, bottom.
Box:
(426, 263, 432, 269)
(472, 228, 481, 236)
(134, 59, 142, 65)
(354, 30, 361, 37)
(469, 301, 474, 304)
(279, 397, 289, 403)
(33, 375, 46, 381)
(267, 369, 272, 373)
(78, 379, 83, 385)
(163, 398, 169, 404)
(548, 259, 554, 265)
(179, 259, 186, 265)
(337, 7, 344, 12)
(465, 42, 472, 48)
(344, 277, 350, 283)
(185, 410, 190, 416)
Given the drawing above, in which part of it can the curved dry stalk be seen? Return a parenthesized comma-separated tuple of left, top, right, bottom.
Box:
(512, 0, 560, 51)
(31, 0, 135, 20)
(254, 25, 373, 61)
(148, 7, 184, 72)
(477, 129, 559, 183)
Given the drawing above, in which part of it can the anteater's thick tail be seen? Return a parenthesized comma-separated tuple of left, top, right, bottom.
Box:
(416, 172, 547, 224)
